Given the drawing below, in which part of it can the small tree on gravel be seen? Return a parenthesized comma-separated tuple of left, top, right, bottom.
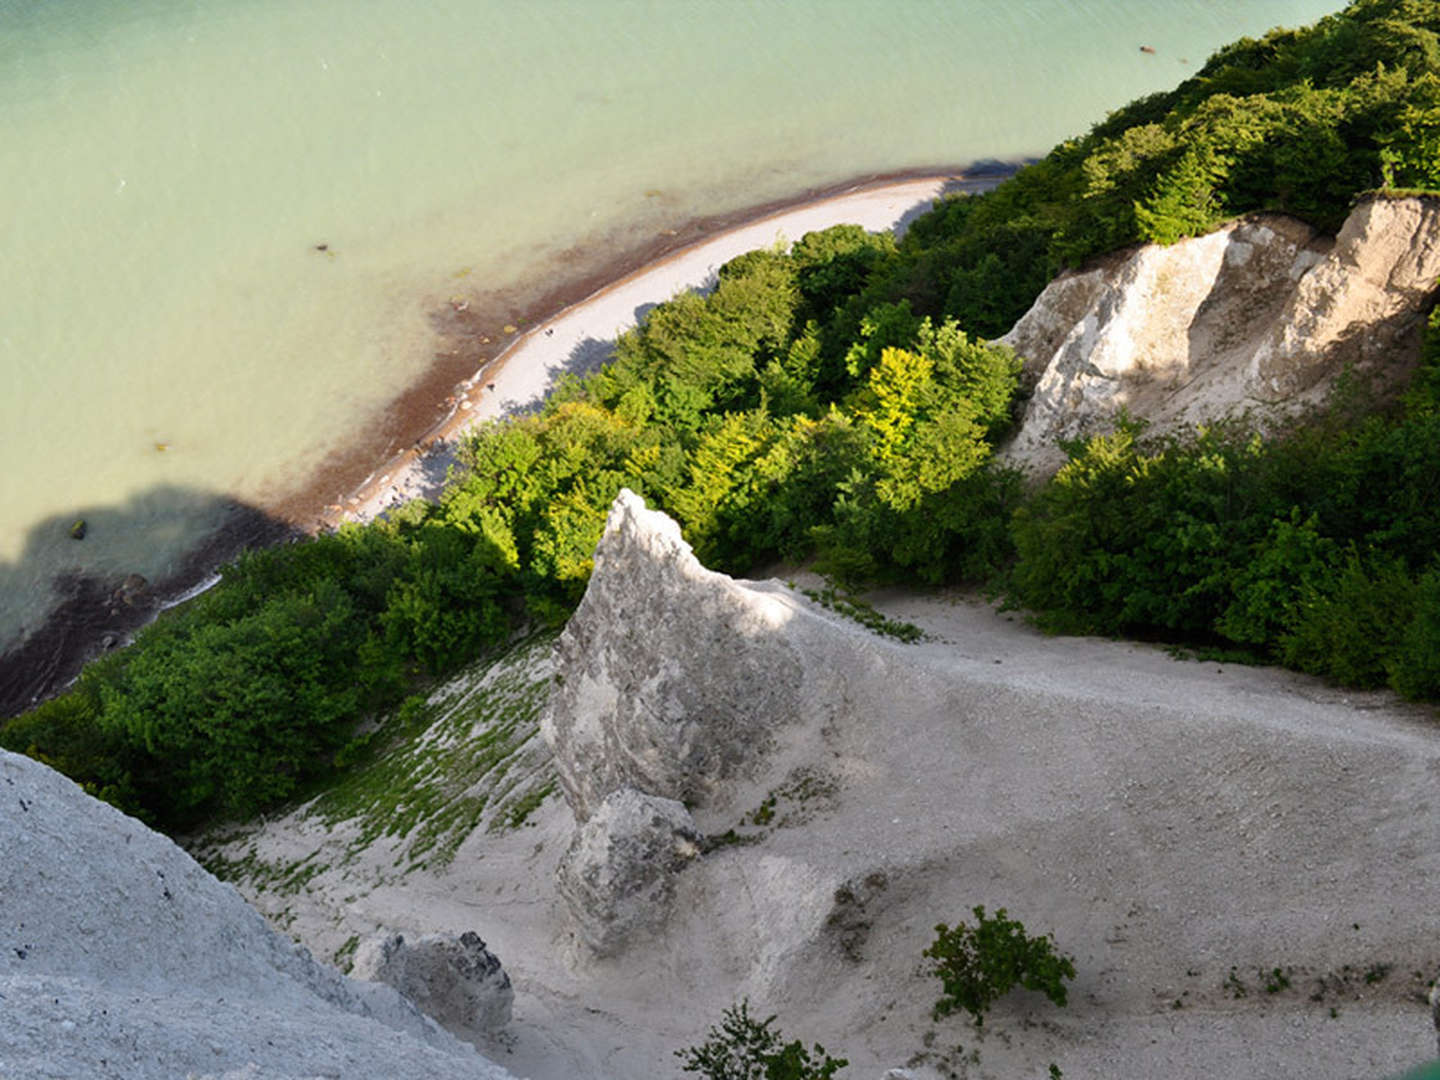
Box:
(923, 906, 1076, 1026)
(676, 999, 847, 1080)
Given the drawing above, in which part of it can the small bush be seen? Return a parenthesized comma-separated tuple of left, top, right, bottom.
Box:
(923, 906, 1076, 1026)
(1390, 565, 1440, 698)
(676, 1000, 847, 1080)
(1279, 551, 1416, 687)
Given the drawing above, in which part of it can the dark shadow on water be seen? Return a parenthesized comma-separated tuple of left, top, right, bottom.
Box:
(0, 161, 1039, 715)
(0, 487, 297, 719)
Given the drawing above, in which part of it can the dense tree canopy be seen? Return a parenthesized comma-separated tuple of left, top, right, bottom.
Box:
(6, 0, 1438, 830)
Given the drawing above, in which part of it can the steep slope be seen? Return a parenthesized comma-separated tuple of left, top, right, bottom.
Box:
(0, 748, 519, 1080)
(541, 494, 1440, 1077)
(1000, 195, 1440, 472)
(205, 493, 1440, 1079)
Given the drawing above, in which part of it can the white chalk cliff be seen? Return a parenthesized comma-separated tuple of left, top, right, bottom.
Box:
(0, 748, 518, 1080)
(535, 492, 1440, 1076)
(23, 182, 1440, 1077)
(117, 492, 1440, 1078)
(1000, 195, 1440, 472)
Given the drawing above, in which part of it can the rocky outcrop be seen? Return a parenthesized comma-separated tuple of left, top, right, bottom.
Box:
(352, 931, 514, 1043)
(541, 489, 897, 823)
(1000, 196, 1440, 472)
(0, 748, 517, 1080)
(554, 787, 702, 956)
(541, 491, 926, 958)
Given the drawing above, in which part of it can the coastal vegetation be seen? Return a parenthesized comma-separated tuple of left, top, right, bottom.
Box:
(677, 908, 1075, 1076)
(4, 0, 1440, 831)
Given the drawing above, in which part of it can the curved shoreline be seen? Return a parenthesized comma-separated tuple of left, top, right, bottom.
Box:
(319, 167, 1013, 530)
(0, 164, 1017, 716)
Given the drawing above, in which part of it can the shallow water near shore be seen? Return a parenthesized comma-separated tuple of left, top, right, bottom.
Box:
(1, 0, 1340, 667)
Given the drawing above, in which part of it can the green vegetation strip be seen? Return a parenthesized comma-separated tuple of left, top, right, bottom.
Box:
(306, 632, 557, 871)
(5, 0, 1438, 834)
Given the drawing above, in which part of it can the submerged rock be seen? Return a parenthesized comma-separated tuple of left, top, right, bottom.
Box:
(554, 786, 702, 956)
(116, 573, 149, 606)
(352, 931, 514, 1042)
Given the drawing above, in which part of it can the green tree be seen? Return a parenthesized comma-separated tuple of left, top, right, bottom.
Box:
(924, 907, 1076, 1027)
(677, 1000, 847, 1080)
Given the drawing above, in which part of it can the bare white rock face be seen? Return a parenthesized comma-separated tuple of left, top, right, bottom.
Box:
(554, 786, 703, 956)
(1000, 195, 1440, 473)
(352, 931, 515, 1043)
(540, 488, 912, 824)
(0, 749, 518, 1080)
(540, 490, 933, 959)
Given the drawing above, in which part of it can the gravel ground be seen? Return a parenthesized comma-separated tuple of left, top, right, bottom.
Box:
(217, 575, 1440, 1080)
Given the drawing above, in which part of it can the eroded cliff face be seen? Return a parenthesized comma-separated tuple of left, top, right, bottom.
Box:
(540, 489, 909, 825)
(1000, 196, 1440, 472)
(533, 492, 1440, 1077)
(0, 748, 517, 1080)
(540, 491, 940, 961)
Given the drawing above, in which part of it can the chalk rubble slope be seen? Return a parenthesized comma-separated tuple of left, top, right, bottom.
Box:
(539, 491, 1440, 1077)
(1000, 195, 1440, 473)
(0, 748, 519, 1080)
(541, 488, 916, 824)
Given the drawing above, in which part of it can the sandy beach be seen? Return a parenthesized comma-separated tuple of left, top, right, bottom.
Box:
(0, 169, 1011, 717)
(324, 172, 1003, 529)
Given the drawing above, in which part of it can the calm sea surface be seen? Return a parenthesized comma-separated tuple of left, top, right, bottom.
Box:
(1, 0, 1341, 655)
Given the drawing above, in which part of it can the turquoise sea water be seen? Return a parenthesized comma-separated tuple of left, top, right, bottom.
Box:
(0, 0, 1341, 659)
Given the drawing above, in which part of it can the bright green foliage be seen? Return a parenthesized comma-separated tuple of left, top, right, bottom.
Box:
(0, 684, 140, 812)
(847, 0, 1440, 338)
(924, 906, 1076, 1026)
(1380, 78, 1440, 188)
(1216, 510, 1339, 647)
(13, 0, 1440, 835)
(1009, 418, 1272, 637)
(1390, 566, 1440, 699)
(668, 409, 783, 567)
(379, 509, 519, 672)
(789, 223, 896, 324)
(588, 248, 800, 426)
(676, 1000, 848, 1080)
(94, 582, 371, 820)
(840, 301, 923, 382)
(810, 326, 1020, 585)
(1279, 552, 1416, 687)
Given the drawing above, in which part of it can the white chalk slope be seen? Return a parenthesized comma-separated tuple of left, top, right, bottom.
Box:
(539, 492, 1440, 1078)
(0, 749, 519, 1080)
(209, 493, 1440, 1080)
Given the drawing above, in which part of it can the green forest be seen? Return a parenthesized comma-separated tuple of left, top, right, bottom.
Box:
(5, 0, 1439, 832)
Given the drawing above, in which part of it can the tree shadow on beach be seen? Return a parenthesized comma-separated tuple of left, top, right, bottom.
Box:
(0, 486, 296, 718)
(892, 167, 1026, 237)
(490, 335, 622, 422)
